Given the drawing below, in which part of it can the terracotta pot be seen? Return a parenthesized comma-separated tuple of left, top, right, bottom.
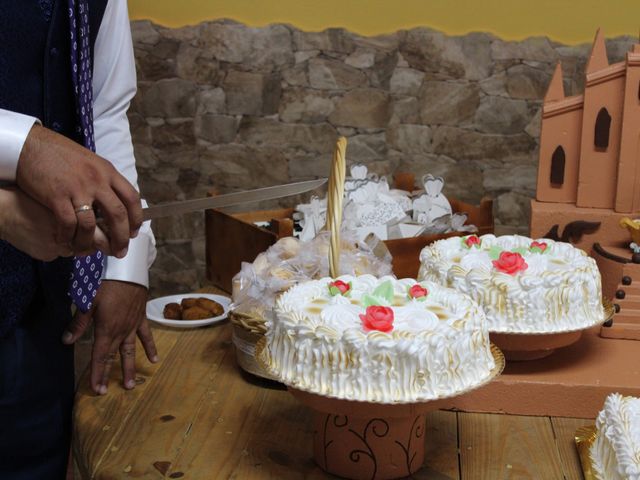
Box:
(289, 389, 451, 479)
(310, 411, 425, 479)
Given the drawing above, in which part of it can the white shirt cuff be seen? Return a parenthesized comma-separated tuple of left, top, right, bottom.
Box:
(0, 110, 39, 181)
(103, 224, 156, 288)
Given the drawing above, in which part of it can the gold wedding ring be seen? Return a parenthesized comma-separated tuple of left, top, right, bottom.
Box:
(74, 204, 93, 214)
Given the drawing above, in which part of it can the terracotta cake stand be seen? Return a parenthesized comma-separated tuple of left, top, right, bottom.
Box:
(489, 299, 614, 361)
(257, 340, 504, 480)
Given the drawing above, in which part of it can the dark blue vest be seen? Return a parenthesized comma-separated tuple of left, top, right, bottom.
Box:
(0, 0, 108, 336)
(0, 5, 110, 478)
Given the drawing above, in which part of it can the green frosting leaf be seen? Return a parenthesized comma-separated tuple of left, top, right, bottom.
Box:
(372, 280, 394, 303)
(511, 247, 528, 256)
(488, 246, 503, 260)
(363, 294, 381, 308)
(328, 285, 341, 296)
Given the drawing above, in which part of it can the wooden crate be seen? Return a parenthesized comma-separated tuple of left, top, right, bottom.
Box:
(385, 197, 494, 279)
(205, 207, 295, 292)
(205, 186, 493, 292)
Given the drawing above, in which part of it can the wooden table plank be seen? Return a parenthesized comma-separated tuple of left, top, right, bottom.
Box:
(458, 413, 567, 479)
(88, 324, 231, 479)
(73, 328, 179, 479)
(551, 417, 592, 480)
(422, 410, 460, 480)
(213, 378, 325, 479)
(74, 317, 586, 480)
(164, 338, 312, 479)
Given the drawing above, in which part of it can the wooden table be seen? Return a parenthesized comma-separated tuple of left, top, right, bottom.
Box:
(74, 319, 591, 479)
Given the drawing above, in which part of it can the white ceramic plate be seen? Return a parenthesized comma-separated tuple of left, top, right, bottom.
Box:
(146, 293, 231, 328)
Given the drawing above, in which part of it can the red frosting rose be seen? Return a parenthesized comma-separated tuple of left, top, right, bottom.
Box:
(530, 241, 548, 253)
(359, 306, 394, 333)
(492, 251, 528, 275)
(464, 235, 481, 248)
(328, 280, 351, 296)
(408, 284, 428, 300)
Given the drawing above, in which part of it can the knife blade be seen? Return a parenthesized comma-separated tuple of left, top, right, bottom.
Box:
(142, 178, 327, 221)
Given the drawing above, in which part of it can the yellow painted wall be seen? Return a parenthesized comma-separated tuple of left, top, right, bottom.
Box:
(129, 0, 640, 44)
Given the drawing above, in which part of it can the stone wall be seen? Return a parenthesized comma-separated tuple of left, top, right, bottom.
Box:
(128, 19, 636, 295)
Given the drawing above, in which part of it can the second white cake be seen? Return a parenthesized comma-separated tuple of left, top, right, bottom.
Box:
(419, 234, 604, 333)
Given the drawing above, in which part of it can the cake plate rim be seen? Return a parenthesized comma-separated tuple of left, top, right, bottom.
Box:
(574, 425, 597, 480)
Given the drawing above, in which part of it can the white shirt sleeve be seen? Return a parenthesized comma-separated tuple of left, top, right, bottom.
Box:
(93, 0, 156, 288)
(0, 110, 38, 181)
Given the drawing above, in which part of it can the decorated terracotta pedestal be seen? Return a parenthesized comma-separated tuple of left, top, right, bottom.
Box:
(290, 389, 444, 480)
(489, 299, 614, 361)
(259, 341, 504, 480)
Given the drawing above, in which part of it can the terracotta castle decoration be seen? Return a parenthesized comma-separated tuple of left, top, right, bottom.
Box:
(530, 29, 640, 340)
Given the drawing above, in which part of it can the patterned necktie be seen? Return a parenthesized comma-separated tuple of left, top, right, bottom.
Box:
(68, 0, 104, 312)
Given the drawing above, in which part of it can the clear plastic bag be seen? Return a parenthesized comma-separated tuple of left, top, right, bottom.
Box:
(231, 230, 393, 320)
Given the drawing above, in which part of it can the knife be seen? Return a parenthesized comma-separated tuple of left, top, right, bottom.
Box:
(141, 178, 327, 220)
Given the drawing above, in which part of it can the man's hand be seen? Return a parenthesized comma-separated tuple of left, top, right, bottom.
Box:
(62, 280, 159, 394)
(0, 187, 110, 260)
(16, 124, 143, 258)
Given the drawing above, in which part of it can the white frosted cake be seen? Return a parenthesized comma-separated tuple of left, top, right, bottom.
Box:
(591, 393, 640, 480)
(264, 275, 495, 403)
(419, 234, 604, 333)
